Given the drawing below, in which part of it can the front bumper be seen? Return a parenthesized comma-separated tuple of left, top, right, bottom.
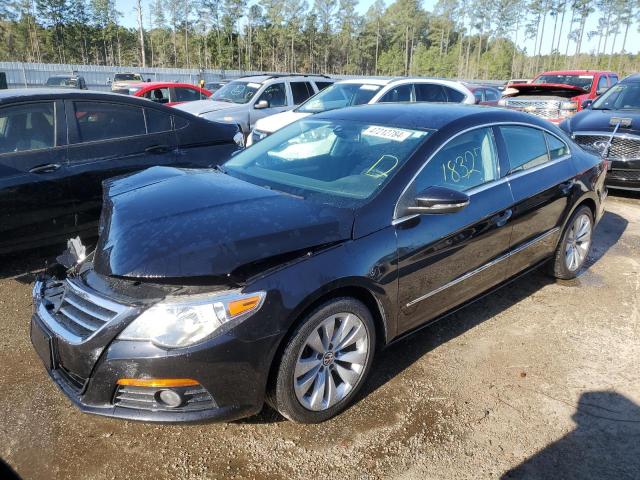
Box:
(30, 278, 281, 423)
(606, 163, 640, 191)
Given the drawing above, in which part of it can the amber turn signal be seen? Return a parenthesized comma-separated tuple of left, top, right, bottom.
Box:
(227, 295, 262, 317)
(116, 378, 199, 388)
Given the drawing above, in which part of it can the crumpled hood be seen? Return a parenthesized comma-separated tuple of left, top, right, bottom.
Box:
(254, 110, 311, 133)
(94, 167, 354, 281)
(504, 83, 588, 97)
(174, 100, 242, 116)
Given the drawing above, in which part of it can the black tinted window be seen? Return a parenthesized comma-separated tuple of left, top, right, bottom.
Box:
(610, 76, 618, 86)
(501, 126, 550, 173)
(73, 102, 146, 143)
(258, 83, 287, 107)
(444, 87, 465, 103)
(415, 84, 446, 102)
(473, 90, 483, 103)
(144, 87, 170, 104)
(290, 82, 314, 104)
(485, 88, 500, 101)
(546, 133, 569, 160)
(380, 84, 412, 102)
(173, 115, 189, 129)
(0, 102, 55, 154)
(415, 127, 499, 192)
(145, 108, 172, 133)
(315, 81, 333, 91)
(174, 87, 202, 102)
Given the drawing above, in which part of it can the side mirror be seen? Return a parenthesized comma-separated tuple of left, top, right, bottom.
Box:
(581, 99, 593, 109)
(406, 186, 470, 215)
(254, 99, 269, 109)
(596, 88, 607, 96)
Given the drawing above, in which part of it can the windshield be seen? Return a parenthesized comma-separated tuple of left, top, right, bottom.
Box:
(225, 119, 431, 205)
(533, 74, 593, 91)
(114, 74, 142, 82)
(297, 83, 382, 114)
(211, 81, 260, 104)
(46, 77, 76, 87)
(592, 83, 640, 110)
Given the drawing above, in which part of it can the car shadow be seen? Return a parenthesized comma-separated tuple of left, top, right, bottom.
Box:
(242, 209, 628, 425)
(502, 391, 640, 479)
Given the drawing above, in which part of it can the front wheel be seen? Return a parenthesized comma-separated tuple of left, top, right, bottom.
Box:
(269, 298, 376, 423)
(548, 205, 594, 279)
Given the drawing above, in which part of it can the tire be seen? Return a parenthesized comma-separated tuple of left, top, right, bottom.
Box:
(548, 205, 594, 280)
(269, 297, 376, 423)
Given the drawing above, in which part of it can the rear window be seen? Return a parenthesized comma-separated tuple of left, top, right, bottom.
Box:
(174, 87, 203, 102)
(290, 82, 314, 104)
(415, 84, 446, 102)
(145, 108, 173, 133)
(501, 126, 550, 173)
(73, 102, 146, 143)
(380, 84, 412, 103)
(315, 81, 333, 91)
(444, 87, 465, 103)
(0, 102, 55, 154)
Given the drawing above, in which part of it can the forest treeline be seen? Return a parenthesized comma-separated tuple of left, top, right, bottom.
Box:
(1, 0, 639, 80)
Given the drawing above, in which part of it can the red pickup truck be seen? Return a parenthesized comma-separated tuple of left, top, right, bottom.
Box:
(499, 70, 619, 124)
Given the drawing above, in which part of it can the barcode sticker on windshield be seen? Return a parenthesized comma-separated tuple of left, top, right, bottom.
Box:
(362, 126, 412, 142)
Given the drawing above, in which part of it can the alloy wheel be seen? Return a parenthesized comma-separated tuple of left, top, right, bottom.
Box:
(565, 213, 592, 272)
(293, 312, 370, 411)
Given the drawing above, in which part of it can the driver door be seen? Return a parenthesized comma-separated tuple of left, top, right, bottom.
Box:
(395, 126, 514, 334)
(249, 82, 290, 129)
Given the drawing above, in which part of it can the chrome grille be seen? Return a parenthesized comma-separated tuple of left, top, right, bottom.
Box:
(503, 98, 562, 119)
(573, 133, 640, 160)
(608, 169, 640, 181)
(45, 278, 129, 342)
(114, 385, 217, 412)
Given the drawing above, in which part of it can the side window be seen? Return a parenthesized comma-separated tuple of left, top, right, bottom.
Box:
(473, 90, 484, 103)
(73, 102, 146, 143)
(0, 102, 55, 154)
(315, 81, 333, 91)
(485, 89, 500, 101)
(444, 87, 466, 103)
(173, 115, 189, 129)
(144, 87, 170, 104)
(501, 126, 550, 173)
(145, 108, 173, 133)
(290, 82, 314, 104)
(415, 127, 499, 193)
(380, 84, 412, 103)
(610, 75, 618, 86)
(258, 83, 287, 107)
(597, 76, 608, 93)
(173, 87, 202, 102)
(414, 83, 446, 102)
(545, 132, 569, 160)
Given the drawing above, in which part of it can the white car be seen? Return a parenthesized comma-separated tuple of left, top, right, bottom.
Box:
(246, 78, 475, 146)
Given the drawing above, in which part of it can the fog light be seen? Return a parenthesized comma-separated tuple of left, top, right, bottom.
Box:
(157, 389, 183, 408)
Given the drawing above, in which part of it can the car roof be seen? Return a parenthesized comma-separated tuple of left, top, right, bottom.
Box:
(129, 82, 199, 88)
(622, 74, 640, 83)
(236, 74, 332, 83)
(336, 77, 471, 89)
(536, 70, 616, 76)
(313, 102, 555, 132)
(0, 88, 183, 108)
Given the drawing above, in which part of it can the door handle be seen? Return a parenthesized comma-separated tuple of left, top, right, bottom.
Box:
(491, 209, 513, 227)
(29, 163, 61, 174)
(145, 144, 171, 154)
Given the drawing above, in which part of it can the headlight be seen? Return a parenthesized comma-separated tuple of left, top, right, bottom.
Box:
(119, 290, 265, 348)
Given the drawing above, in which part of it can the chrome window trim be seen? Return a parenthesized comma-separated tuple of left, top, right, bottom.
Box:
(393, 121, 572, 221)
(405, 227, 560, 308)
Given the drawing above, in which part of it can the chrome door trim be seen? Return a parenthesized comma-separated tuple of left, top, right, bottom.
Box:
(405, 226, 560, 308)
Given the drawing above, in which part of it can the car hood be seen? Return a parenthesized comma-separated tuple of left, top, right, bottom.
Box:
(93, 167, 354, 282)
(175, 100, 243, 116)
(504, 83, 588, 97)
(566, 108, 639, 134)
(254, 110, 311, 133)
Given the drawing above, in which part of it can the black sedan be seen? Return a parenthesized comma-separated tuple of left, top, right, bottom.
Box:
(0, 89, 242, 254)
(31, 103, 606, 424)
(561, 74, 640, 191)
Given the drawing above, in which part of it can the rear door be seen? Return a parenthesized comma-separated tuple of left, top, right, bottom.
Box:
(0, 99, 71, 252)
(497, 125, 574, 276)
(64, 100, 178, 235)
(395, 126, 514, 334)
(289, 81, 316, 106)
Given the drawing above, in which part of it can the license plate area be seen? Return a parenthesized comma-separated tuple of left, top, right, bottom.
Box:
(31, 316, 55, 371)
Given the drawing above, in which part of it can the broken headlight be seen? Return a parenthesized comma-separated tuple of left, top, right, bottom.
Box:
(119, 290, 266, 348)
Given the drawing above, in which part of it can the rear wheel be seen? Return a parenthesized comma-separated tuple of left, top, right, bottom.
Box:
(549, 205, 593, 279)
(269, 297, 376, 423)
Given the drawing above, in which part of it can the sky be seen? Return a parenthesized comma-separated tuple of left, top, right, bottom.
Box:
(116, 0, 640, 56)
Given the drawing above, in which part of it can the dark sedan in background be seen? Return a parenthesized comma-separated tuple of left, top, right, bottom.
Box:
(31, 104, 606, 424)
(0, 89, 242, 254)
(561, 74, 640, 192)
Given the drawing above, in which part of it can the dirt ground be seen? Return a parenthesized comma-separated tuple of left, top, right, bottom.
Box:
(0, 194, 639, 480)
